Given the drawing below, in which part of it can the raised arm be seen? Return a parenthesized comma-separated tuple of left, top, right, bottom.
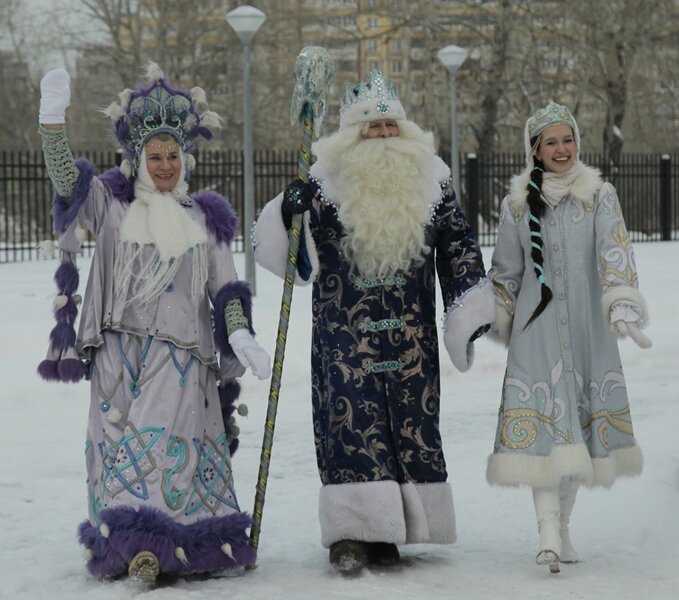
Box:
(38, 69, 79, 200)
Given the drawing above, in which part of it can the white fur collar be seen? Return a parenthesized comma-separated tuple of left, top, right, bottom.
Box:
(309, 155, 451, 211)
(507, 162, 603, 215)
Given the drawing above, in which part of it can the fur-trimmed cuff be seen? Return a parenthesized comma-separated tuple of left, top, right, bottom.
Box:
(213, 281, 253, 360)
(443, 279, 495, 372)
(252, 193, 318, 285)
(402, 482, 456, 544)
(601, 286, 649, 329)
(78, 505, 255, 577)
(52, 158, 96, 234)
(318, 481, 455, 547)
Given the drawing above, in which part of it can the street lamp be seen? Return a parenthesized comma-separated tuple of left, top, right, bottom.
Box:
(437, 44, 468, 201)
(226, 5, 266, 294)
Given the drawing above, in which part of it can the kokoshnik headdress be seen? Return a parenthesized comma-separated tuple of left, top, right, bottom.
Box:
(523, 100, 581, 167)
(103, 62, 222, 176)
(339, 69, 406, 129)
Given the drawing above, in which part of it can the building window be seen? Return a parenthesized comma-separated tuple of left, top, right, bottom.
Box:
(368, 40, 379, 52)
(392, 61, 402, 73)
(368, 17, 378, 29)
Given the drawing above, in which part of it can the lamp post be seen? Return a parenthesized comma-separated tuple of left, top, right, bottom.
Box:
(226, 5, 266, 294)
(437, 44, 468, 201)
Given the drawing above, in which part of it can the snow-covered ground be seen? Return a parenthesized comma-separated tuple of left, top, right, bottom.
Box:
(1, 242, 677, 599)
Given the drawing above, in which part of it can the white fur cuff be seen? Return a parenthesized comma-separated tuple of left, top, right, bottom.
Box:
(252, 193, 318, 285)
(318, 481, 406, 547)
(443, 279, 495, 372)
(318, 481, 456, 547)
(601, 286, 648, 329)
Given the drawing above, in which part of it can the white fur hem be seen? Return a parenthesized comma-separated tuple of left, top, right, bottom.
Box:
(318, 481, 455, 547)
(443, 279, 495, 372)
(252, 193, 319, 285)
(601, 286, 649, 329)
(487, 443, 642, 489)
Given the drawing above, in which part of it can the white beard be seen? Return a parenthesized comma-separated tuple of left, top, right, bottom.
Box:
(313, 121, 436, 278)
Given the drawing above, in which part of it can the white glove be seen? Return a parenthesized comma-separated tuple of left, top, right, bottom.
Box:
(228, 329, 271, 380)
(39, 68, 71, 125)
(610, 302, 652, 349)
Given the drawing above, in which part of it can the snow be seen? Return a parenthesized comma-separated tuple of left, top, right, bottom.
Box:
(1, 242, 677, 599)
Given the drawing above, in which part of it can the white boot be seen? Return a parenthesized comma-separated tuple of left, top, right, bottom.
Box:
(559, 479, 579, 563)
(532, 486, 561, 574)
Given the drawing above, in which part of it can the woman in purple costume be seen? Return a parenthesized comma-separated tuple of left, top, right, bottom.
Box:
(37, 63, 271, 584)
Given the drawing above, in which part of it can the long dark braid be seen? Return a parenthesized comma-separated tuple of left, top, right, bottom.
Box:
(524, 152, 553, 329)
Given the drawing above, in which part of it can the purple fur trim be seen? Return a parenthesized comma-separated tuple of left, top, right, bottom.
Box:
(52, 159, 96, 233)
(50, 321, 76, 350)
(212, 281, 254, 358)
(57, 358, 86, 382)
(54, 261, 79, 294)
(99, 167, 135, 203)
(219, 381, 241, 456)
(54, 297, 78, 323)
(37, 359, 59, 381)
(193, 190, 239, 245)
(78, 506, 255, 578)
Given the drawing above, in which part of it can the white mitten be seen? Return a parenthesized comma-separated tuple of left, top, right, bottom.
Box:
(228, 329, 271, 380)
(610, 302, 652, 349)
(39, 68, 71, 124)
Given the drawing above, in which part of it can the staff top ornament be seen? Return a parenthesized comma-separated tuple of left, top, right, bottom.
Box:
(290, 46, 335, 137)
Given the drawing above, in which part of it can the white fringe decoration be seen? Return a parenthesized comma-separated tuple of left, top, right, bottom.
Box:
(73, 294, 82, 305)
(75, 225, 87, 242)
(99, 523, 110, 538)
(83, 549, 94, 561)
(237, 403, 249, 417)
(113, 240, 208, 308)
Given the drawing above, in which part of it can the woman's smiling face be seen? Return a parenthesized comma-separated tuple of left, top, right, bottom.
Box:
(144, 137, 182, 192)
(534, 123, 576, 173)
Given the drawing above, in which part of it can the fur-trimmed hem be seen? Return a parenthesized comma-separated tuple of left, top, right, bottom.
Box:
(78, 505, 254, 578)
(253, 193, 319, 284)
(318, 481, 455, 547)
(601, 286, 649, 329)
(443, 279, 495, 372)
(486, 443, 642, 489)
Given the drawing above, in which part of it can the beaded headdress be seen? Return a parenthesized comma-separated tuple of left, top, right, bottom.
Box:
(527, 101, 576, 140)
(339, 69, 406, 129)
(523, 100, 581, 167)
(103, 63, 221, 176)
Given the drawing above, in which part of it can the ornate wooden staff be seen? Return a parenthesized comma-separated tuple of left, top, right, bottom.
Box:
(249, 46, 334, 559)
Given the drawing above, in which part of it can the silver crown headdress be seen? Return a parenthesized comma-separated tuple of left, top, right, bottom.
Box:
(103, 63, 222, 176)
(523, 100, 581, 167)
(339, 69, 406, 129)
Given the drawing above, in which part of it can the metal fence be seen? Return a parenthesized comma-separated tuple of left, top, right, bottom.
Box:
(1, 149, 676, 263)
